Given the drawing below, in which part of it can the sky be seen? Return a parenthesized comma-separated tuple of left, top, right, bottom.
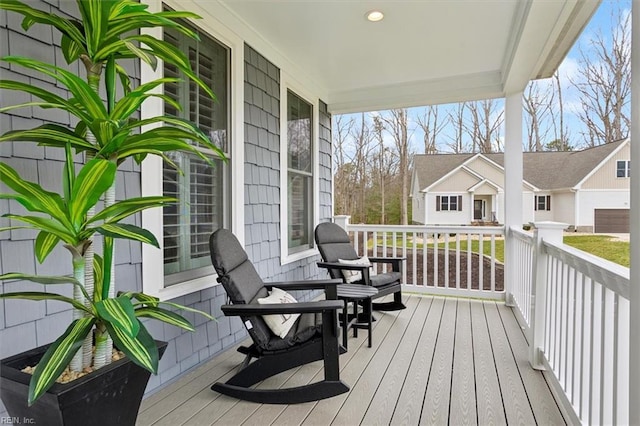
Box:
(336, 0, 632, 155)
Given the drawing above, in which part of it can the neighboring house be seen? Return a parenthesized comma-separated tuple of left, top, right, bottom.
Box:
(411, 139, 630, 232)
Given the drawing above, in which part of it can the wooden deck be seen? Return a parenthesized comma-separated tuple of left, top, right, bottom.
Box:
(137, 294, 565, 425)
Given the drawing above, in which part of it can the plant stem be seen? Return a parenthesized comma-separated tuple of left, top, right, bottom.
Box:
(70, 254, 86, 372)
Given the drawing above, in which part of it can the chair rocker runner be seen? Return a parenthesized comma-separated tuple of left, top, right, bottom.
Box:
(208, 229, 349, 404)
(315, 222, 406, 311)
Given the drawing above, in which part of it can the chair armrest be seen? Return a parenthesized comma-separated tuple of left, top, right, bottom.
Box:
(266, 279, 342, 291)
(221, 300, 345, 316)
(317, 261, 370, 271)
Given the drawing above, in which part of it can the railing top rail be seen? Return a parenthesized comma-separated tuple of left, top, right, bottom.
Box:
(509, 226, 534, 244)
(345, 224, 505, 235)
(542, 239, 630, 300)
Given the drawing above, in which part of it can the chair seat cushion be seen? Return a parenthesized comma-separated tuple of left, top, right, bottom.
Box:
(356, 271, 401, 288)
(257, 288, 301, 338)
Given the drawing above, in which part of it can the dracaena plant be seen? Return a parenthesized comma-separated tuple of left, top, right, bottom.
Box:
(0, 0, 223, 405)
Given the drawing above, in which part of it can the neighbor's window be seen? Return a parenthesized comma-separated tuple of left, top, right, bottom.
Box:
(162, 24, 230, 284)
(436, 195, 462, 212)
(616, 160, 630, 178)
(287, 90, 313, 253)
(535, 195, 551, 211)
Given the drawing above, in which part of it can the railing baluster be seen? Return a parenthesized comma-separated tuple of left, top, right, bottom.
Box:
(466, 232, 472, 290)
(478, 234, 484, 290)
(456, 233, 460, 289)
(422, 230, 428, 287)
(412, 231, 417, 286)
(401, 231, 407, 285)
(490, 233, 496, 292)
(444, 233, 449, 288)
(433, 231, 438, 287)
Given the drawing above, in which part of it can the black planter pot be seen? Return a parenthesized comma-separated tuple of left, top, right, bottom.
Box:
(0, 341, 167, 426)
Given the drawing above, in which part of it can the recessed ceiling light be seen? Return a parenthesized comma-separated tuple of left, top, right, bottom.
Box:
(366, 10, 384, 22)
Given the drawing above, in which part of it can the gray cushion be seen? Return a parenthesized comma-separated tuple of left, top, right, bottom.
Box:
(358, 272, 402, 288)
(315, 223, 359, 278)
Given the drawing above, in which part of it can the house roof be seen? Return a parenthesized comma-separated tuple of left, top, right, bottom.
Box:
(217, 0, 601, 113)
(414, 139, 628, 191)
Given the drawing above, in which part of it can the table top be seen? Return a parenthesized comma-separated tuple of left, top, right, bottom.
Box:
(336, 283, 378, 299)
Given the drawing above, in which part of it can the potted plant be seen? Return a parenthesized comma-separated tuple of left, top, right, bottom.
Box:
(0, 1, 224, 424)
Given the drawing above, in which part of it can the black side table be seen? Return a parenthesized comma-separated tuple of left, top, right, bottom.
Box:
(336, 284, 379, 349)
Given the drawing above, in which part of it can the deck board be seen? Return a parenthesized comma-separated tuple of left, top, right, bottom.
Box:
(136, 295, 566, 426)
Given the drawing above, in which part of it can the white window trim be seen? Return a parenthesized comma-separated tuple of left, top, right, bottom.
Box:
(140, 0, 245, 300)
(280, 72, 320, 265)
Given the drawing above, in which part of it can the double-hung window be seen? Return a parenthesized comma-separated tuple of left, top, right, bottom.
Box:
(287, 90, 314, 254)
(436, 195, 462, 211)
(535, 195, 551, 211)
(616, 160, 630, 178)
(162, 24, 230, 285)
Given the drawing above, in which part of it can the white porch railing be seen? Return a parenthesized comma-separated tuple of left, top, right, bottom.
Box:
(510, 222, 630, 425)
(339, 220, 505, 300)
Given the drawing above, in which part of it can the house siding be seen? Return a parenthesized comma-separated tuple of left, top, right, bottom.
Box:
(430, 169, 479, 192)
(581, 143, 631, 190)
(552, 191, 576, 227)
(426, 193, 469, 225)
(0, 3, 333, 415)
(465, 157, 505, 188)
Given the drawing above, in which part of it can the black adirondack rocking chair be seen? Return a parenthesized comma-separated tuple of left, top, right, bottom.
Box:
(208, 229, 349, 404)
(314, 222, 406, 311)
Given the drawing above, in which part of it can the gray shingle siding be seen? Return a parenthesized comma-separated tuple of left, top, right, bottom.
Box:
(0, 3, 334, 416)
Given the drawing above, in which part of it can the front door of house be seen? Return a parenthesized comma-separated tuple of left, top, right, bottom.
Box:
(474, 200, 484, 220)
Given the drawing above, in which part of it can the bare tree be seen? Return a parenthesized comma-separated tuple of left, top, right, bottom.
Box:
(446, 102, 468, 153)
(381, 109, 412, 225)
(416, 105, 445, 154)
(465, 99, 504, 153)
(523, 80, 554, 151)
(571, 7, 631, 146)
(332, 115, 354, 215)
(350, 113, 375, 223)
(549, 70, 572, 149)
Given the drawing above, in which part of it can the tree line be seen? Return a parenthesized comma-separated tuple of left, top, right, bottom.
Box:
(333, 6, 631, 225)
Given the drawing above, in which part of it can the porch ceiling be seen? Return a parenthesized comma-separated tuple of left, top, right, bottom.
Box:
(217, 0, 600, 113)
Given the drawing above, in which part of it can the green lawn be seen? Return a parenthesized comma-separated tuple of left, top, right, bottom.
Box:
(372, 234, 629, 267)
(563, 235, 629, 267)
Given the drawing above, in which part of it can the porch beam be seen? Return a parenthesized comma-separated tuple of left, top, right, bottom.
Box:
(504, 91, 524, 305)
(630, 1, 640, 424)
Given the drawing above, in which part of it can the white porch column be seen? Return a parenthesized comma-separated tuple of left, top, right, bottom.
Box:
(504, 91, 524, 306)
(629, 1, 640, 424)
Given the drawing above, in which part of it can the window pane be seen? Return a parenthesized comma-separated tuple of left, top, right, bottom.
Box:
(163, 21, 230, 282)
(287, 91, 312, 173)
(450, 196, 457, 211)
(537, 196, 546, 210)
(288, 173, 311, 250)
(617, 160, 626, 177)
(441, 196, 448, 211)
(287, 91, 313, 253)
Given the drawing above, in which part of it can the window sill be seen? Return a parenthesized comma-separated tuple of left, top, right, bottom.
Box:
(147, 274, 218, 302)
(281, 247, 319, 266)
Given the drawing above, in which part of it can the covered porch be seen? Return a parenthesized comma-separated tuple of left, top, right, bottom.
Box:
(138, 294, 563, 425)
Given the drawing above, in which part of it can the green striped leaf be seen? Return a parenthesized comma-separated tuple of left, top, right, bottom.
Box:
(110, 77, 180, 120)
(0, 292, 90, 313)
(135, 307, 194, 331)
(60, 32, 82, 64)
(35, 231, 60, 263)
(0, 0, 86, 48)
(2, 57, 108, 120)
(69, 158, 116, 227)
(152, 301, 215, 322)
(0, 163, 67, 218)
(96, 296, 139, 338)
(115, 63, 132, 95)
(96, 223, 159, 247)
(0, 272, 90, 301)
(2, 214, 73, 243)
(0, 78, 91, 123)
(28, 317, 95, 405)
(89, 196, 176, 224)
(123, 291, 159, 306)
(0, 125, 94, 150)
(104, 320, 158, 373)
(93, 253, 104, 302)
(100, 237, 114, 300)
(77, 0, 113, 57)
(107, 11, 201, 42)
